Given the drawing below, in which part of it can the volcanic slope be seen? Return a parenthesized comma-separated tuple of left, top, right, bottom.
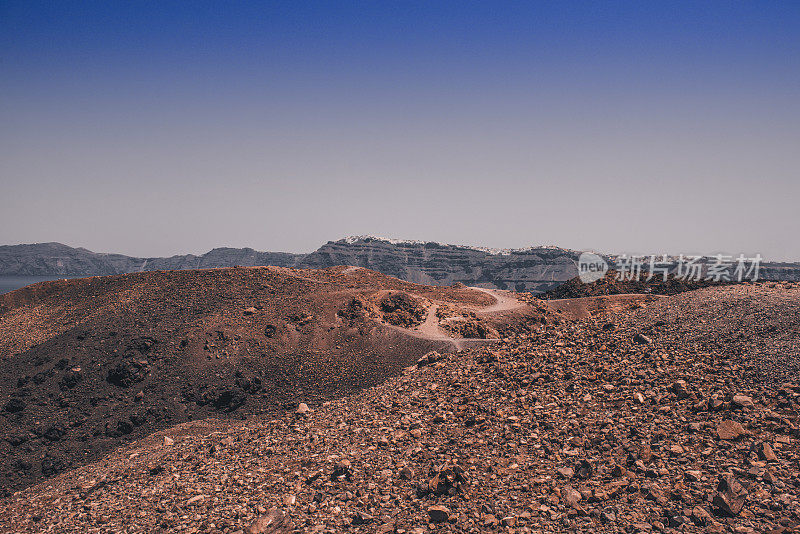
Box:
(540, 270, 729, 299)
(2, 283, 800, 533)
(0, 266, 546, 493)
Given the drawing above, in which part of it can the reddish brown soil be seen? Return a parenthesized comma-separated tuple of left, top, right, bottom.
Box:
(0, 266, 543, 494)
(2, 283, 799, 533)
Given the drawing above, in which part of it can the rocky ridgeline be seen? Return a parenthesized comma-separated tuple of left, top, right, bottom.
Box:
(301, 238, 580, 293)
(0, 239, 581, 293)
(2, 284, 799, 533)
(3, 238, 800, 294)
(0, 242, 300, 277)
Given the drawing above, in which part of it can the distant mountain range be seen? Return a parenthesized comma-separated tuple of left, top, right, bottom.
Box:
(2, 236, 799, 293)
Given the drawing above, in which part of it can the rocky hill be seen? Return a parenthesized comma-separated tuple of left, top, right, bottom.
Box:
(540, 270, 732, 299)
(0, 243, 300, 276)
(0, 266, 543, 493)
(1, 282, 799, 533)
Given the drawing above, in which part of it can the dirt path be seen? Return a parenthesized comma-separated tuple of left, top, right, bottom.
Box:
(382, 286, 529, 350)
(468, 286, 529, 314)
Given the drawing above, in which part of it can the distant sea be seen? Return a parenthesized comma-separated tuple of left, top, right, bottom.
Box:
(0, 275, 86, 295)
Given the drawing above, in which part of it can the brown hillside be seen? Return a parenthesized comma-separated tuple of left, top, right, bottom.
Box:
(1, 283, 799, 533)
(541, 270, 731, 299)
(0, 266, 545, 493)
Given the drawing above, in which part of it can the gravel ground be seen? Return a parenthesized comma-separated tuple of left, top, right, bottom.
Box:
(1, 283, 799, 533)
(621, 282, 800, 385)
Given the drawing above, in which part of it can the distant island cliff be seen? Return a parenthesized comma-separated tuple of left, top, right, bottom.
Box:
(2, 237, 799, 293)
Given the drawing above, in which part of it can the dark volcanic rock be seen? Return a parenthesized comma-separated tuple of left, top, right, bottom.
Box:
(106, 360, 149, 388)
(712, 475, 748, 516)
(3, 397, 25, 413)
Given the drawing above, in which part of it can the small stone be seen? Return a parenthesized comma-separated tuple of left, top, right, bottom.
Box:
(427, 505, 451, 523)
(186, 494, 206, 506)
(709, 397, 725, 410)
(668, 444, 685, 455)
(601, 511, 617, 523)
(557, 467, 574, 479)
(296, 403, 311, 415)
(638, 443, 653, 462)
(633, 333, 652, 344)
(731, 395, 754, 408)
(332, 459, 351, 480)
(163, 436, 174, 446)
(685, 470, 703, 482)
(670, 380, 690, 400)
(575, 459, 593, 479)
(645, 485, 668, 506)
(243, 307, 257, 315)
(712, 475, 748, 516)
(416, 351, 441, 367)
(755, 441, 778, 462)
(351, 511, 374, 525)
(245, 508, 286, 534)
(562, 485, 582, 509)
(763, 469, 778, 484)
(501, 516, 517, 527)
(483, 514, 499, 528)
(716, 420, 747, 440)
(690, 506, 713, 526)
(398, 465, 414, 480)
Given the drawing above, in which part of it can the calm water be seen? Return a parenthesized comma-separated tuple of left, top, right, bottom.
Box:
(0, 276, 85, 295)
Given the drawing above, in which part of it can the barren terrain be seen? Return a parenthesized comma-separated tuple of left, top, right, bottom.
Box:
(1, 277, 799, 534)
(0, 267, 544, 493)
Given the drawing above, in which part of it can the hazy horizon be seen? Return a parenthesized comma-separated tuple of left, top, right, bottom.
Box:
(1, 235, 798, 265)
(2, 2, 799, 260)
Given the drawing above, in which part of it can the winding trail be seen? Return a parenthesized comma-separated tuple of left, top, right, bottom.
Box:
(468, 286, 529, 314)
(381, 286, 530, 350)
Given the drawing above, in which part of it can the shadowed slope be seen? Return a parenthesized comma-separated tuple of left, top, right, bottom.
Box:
(0, 266, 542, 493)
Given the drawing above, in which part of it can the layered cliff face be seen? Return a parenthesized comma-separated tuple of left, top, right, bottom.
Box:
(0, 243, 140, 276)
(299, 237, 581, 293)
(0, 238, 582, 292)
(2, 237, 800, 293)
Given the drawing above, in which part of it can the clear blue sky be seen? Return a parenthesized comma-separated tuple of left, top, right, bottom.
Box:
(2, 1, 799, 259)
